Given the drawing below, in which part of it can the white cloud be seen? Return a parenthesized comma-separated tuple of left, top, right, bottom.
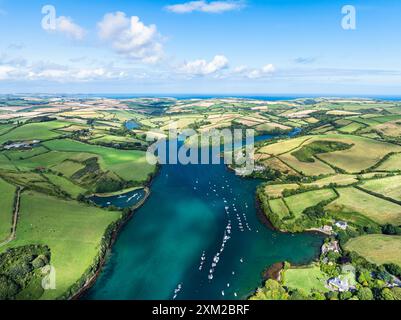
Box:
(166, 1, 245, 14)
(0, 57, 128, 82)
(234, 64, 276, 79)
(0, 65, 16, 80)
(180, 55, 229, 76)
(98, 12, 164, 64)
(43, 16, 86, 40)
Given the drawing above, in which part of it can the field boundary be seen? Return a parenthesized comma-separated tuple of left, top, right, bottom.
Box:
(0, 186, 22, 247)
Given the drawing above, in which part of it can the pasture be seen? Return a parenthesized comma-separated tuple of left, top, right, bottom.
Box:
(43, 139, 155, 183)
(0, 191, 121, 299)
(360, 175, 401, 201)
(284, 189, 337, 216)
(326, 187, 401, 225)
(345, 235, 401, 266)
(0, 121, 68, 145)
(284, 265, 329, 293)
(0, 178, 16, 241)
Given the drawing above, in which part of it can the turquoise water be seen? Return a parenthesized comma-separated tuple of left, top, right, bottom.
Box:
(85, 136, 323, 300)
(125, 120, 141, 130)
(89, 189, 146, 209)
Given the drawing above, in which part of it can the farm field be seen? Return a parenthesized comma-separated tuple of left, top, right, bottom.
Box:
(338, 122, 366, 133)
(265, 184, 299, 198)
(269, 198, 290, 219)
(43, 139, 155, 182)
(326, 187, 401, 225)
(284, 266, 329, 293)
(360, 175, 401, 201)
(0, 191, 121, 299)
(377, 153, 401, 171)
(0, 178, 16, 241)
(345, 235, 401, 267)
(284, 189, 337, 217)
(302, 174, 358, 188)
(0, 121, 68, 145)
(278, 152, 335, 176)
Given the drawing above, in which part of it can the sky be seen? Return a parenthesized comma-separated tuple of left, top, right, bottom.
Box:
(0, 0, 401, 95)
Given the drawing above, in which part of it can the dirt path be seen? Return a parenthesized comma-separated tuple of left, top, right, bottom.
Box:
(0, 187, 22, 247)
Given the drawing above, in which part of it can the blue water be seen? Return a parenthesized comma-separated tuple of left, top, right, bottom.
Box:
(84, 134, 324, 300)
(125, 120, 141, 130)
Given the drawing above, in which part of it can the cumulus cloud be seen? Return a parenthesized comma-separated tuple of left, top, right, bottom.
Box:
(166, 0, 245, 14)
(180, 55, 229, 76)
(55, 16, 86, 40)
(0, 57, 128, 82)
(98, 12, 164, 64)
(232, 64, 275, 79)
(43, 16, 86, 40)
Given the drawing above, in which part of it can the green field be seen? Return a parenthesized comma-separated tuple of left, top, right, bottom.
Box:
(269, 198, 291, 219)
(42, 139, 155, 182)
(313, 134, 401, 173)
(265, 184, 299, 198)
(5, 146, 50, 161)
(284, 189, 337, 216)
(327, 187, 401, 225)
(303, 174, 358, 188)
(0, 123, 15, 136)
(0, 121, 68, 145)
(338, 122, 366, 133)
(0, 191, 121, 299)
(360, 175, 401, 201)
(0, 178, 16, 241)
(284, 266, 329, 293)
(44, 174, 87, 198)
(279, 153, 335, 176)
(345, 235, 401, 266)
(377, 153, 401, 171)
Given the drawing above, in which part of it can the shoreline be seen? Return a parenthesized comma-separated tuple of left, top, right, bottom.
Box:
(92, 186, 144, 198)
(70, 185, 152, 300)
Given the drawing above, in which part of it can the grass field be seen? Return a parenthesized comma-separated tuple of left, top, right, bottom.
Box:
(284, 266, 329, 292)
(279, 153, 335, 176)
(303, 174, 358, 188)
(5, 146, 50, 161)
(43, 139, 155, 182)
(360, 175, 401, 201)
(0, 123, 15, 136)
(0, 121, 68, 145)
(258, 136, 312, 155)
(345, 235, 401, 266)
(0, 191, 121, 299)
(44, 174, 87, 198)
(13, 151, 93, 172)
(313, 134, 401, 173)
(377, 153, 401, 171)
(284, 189, 337, 216)
(0, 178, 16, 241)
(265, 184, 299, 198)
(269, 198, 290, 219)
(326, 187, 401, 225)
(338, 122, 366, 133)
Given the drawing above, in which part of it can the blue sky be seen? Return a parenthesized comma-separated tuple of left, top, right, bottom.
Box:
(0, 0, 401, 94)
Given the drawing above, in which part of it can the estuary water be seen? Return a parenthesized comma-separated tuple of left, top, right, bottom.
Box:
(85, 134, 323, 300)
